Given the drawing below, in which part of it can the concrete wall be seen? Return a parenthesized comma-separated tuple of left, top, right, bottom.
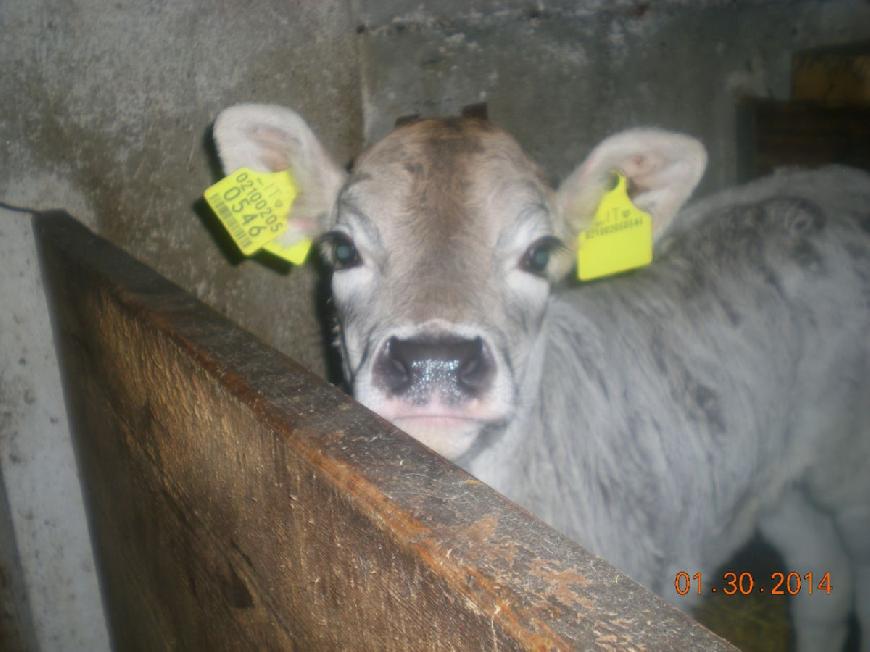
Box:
(1, 1, 362, 648)
(1, 0, 362, 378)
(2, 0, 870, 648)
(358, 0, 870, 196)
(0, 214, 106, 651)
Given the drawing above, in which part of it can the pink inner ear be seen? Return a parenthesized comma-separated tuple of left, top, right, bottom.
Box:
(248, 126, 294, 172)
(290, 216, 316, 233)
(258, 150, 289, 172)
(622, 155, 650, 200)
(622, 153, 666, 198)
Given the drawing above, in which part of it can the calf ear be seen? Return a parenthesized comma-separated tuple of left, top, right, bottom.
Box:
(555, 129, 706, 242)
(213, 104, 347, 245)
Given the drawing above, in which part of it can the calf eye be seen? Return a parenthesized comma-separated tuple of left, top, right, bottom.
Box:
(323, 232, 362, 270)
(519, 236, 562, 276)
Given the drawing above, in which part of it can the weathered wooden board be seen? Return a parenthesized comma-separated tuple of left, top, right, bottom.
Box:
(36, 212, 732, 650)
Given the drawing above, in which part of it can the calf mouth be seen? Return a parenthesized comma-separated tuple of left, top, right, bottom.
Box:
(384, 397, 505, 429)
(388, 411, 499, 460)
(373, 393, 511, 460)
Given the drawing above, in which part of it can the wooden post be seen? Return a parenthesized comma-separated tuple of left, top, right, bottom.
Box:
(36, 212, 732, 650)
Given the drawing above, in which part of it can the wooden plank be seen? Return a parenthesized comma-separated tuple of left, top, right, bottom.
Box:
(739, 99, 870, 181)
(35, 212, 733, 650)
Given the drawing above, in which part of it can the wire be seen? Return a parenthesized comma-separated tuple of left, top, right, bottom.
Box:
(0, 201, 39, 215)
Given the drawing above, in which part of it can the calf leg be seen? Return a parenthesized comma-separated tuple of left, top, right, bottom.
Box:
(759, 489, 852, 652)
(835, 503, 870, 652)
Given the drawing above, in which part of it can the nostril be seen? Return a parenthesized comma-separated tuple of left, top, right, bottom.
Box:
(383, 336, 412, 393)
(457, 336, 490, 392)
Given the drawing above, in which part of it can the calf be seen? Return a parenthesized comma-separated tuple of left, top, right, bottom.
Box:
(214, 105, 870, 651)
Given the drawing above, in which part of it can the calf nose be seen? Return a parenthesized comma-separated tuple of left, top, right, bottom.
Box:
(376, 335, 493, 402)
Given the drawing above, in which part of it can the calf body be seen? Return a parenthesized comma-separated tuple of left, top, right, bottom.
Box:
(476, 170, 870, 638)
(214, 106, 870, 650)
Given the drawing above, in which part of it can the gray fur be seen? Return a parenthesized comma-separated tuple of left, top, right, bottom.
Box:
(213, 105, 870, 651)
(470, 166, 870, 650)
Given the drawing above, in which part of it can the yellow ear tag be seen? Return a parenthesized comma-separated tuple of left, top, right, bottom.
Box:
(203, 168, 312, 264)
(576, 173, 653, 281)
(261, 238, 312, 266)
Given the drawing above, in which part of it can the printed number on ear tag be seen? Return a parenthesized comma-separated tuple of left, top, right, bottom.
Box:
(576, 173, 653, 281)
(204, 168, 312, 264)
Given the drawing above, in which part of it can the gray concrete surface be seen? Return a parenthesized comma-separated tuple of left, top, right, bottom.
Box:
(2, 0, 869, 648)
(0, 472, 38, 651)
(1, 1, 362, 648)
(1, 0, 362, 379)
(0, 210, 109, 651)
(358, 0, 870, 196)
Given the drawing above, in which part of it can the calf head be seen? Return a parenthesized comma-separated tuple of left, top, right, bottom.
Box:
(214, 105, 706, 459)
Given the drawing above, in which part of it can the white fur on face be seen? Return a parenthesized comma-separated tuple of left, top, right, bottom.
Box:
(330, 181, 557, 460)
(321, 119, 562, 460)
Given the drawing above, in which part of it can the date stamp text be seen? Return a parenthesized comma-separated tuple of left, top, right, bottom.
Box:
(674, 571, 833, 597)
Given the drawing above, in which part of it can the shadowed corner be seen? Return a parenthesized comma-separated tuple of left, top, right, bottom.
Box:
(0, 464, 40, 652)
(191, 195, 246, 267)
(311, 153, 370, 389)
(310, 244, 346, 388)
(192, 123, 245, 267)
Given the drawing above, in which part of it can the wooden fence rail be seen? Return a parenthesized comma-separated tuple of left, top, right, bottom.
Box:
(35, 212, 732, 650)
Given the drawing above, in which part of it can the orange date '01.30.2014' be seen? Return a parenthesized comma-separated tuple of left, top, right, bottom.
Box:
(674, 571, 833, 597)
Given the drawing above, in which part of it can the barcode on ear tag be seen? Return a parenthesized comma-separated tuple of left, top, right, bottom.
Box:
(577, 173, 653, 281)
(204, 168, 297, 255)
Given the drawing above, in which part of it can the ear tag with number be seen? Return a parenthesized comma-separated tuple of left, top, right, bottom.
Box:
(576, 173, 653, 281)
(261, 238, 312, 266)
(203, 168, 312, 264)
